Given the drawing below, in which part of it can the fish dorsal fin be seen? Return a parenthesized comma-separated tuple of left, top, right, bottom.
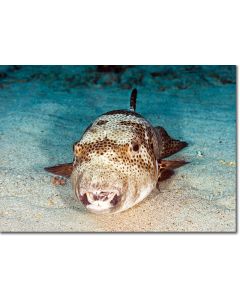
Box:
(155, 126, 188, 159)
(130, 88, 137, 112)
(44, 162, 73, 178)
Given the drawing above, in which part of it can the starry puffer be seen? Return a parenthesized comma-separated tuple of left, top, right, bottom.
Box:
(45, 89, 188, 214)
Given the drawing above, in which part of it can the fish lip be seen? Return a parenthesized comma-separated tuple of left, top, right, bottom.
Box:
(110, 194, 120, 206)
(74, 175, 125, 213)
(79, 193, 91, 206)
(76, 187, 122, 212)
(86, 194, 122, 214)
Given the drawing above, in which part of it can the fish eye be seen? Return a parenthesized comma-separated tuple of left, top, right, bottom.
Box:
(132, 143, 139, 152)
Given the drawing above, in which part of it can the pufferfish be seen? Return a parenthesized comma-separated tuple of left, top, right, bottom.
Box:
(45, 89, 188, 214)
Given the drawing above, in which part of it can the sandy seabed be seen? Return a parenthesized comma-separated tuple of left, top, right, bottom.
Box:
(0, 66, 236, 232)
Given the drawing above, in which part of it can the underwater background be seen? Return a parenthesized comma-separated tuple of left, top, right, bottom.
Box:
(0, 65, 236, 232)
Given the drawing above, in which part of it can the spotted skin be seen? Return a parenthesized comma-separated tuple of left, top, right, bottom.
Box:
(73, 111, 158, 175)
(70, 110, 161, 213)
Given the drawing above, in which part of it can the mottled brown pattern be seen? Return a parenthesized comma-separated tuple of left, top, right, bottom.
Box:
(74, 136, 154, 173)
(71, 110, 161, 189)
(118, 120, 156, 162)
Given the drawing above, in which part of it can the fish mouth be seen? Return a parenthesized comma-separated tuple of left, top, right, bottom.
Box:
(77, 188, 122, 213)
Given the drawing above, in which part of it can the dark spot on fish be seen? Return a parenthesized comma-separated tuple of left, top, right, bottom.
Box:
(88, 127, 97, 134)
(96, 120, 108, 126)
(132, 143, 139, 152)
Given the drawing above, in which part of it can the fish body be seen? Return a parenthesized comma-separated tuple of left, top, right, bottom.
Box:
(45, 89, 187, 214)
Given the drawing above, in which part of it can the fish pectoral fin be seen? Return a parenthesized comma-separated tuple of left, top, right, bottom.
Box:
(155, 126, 188, 159)
(157, 159, 188, 184)
(159, 159, 189, 170)
(44, 162, 73, 178)
(157, 169, 175, 184)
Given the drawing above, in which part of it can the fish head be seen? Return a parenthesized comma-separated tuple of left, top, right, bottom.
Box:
(72, 163, 126, 214)
(71, 114, 158, 214)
